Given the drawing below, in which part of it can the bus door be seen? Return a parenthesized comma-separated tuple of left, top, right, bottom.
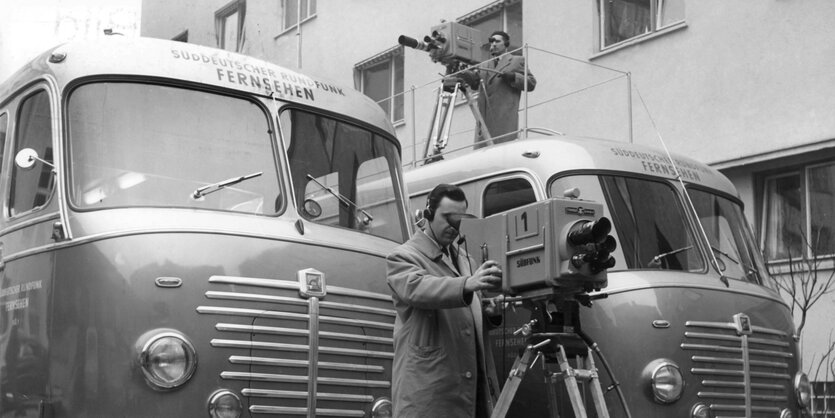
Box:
(0, 84, 60, 417)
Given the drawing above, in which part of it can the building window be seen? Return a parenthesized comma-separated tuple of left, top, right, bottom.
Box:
(459, 0, 523, 56)
(355, 48, 404, 123)
(812, 381, 835, 418)
(598, 0, 685, 49)
(282, 0, 316, 32)
(172, 30, 188, 43)
(216, 1, 245, 52)
(762, 162, 835, 261)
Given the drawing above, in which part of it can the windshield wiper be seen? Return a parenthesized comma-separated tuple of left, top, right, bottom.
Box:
(711, 246, 739, 265)
(191, 171, 262, 199)
(306, 174, 374, 225)
(648, 245, 693, 268)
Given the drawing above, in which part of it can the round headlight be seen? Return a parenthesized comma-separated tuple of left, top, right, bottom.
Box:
(138, 330, 197, 390)
(794, 371, 811, 409)
(779, 408, 793, 418)
(646, 360, 685, 404)
(371, 397, 393, 418)
(208, 390, 242, 418)
(690, 403, 711, 418)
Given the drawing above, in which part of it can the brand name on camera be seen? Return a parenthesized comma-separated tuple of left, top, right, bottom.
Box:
(516, 256, 541, 268)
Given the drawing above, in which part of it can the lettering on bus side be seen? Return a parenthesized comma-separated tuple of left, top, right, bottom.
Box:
(609, 147, 709, 183)
(170, 49, 347, 101)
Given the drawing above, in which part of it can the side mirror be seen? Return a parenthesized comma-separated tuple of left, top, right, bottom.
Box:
(15, 148, 54, 171)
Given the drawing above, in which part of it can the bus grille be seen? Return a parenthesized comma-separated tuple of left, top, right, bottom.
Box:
(197, 275, 395, 416)
(682, 315, 794, 418)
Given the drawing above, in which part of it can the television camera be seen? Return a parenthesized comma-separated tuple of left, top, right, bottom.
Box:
(398, 21, 484, 74)
(457, 196, 620, 417)
(398, 22, 492, 160)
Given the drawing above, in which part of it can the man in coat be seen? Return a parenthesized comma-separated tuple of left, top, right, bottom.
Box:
(386, 184, 504, 418)
(472, 30, 537, 149)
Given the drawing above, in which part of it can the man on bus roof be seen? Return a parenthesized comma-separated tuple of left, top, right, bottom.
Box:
(468, 30, 536, 149)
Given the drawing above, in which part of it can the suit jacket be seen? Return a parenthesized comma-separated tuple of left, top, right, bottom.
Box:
(474, 53, 537, 148)
(386, 231, 501, 418)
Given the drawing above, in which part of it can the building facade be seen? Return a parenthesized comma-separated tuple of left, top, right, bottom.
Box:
(141, 0, 835, 413)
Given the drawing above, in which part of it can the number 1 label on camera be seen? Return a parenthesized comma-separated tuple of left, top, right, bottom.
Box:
(513, 209, 539, 240)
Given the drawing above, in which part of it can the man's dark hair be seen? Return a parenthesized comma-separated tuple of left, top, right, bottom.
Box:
(490, 30, 510, 47)
(424, 183, 467, 220)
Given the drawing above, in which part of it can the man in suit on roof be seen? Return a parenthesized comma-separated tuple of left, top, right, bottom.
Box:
(470, 30, 537, 149)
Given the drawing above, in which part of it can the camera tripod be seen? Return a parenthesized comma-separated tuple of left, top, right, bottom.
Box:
(423, 73, 493, 163)
(490, 296, 612, 418)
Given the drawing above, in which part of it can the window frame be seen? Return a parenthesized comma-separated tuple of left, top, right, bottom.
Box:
(8, 88, 56, 219)
(596, 0, 686, 52)
(354, 47, 405, 124)
(280, 0, 317, 34)
(481, 175, 538, 218)
(760, 160, 835, 262)
(458, 0, 524, 59)
(216, 0, 245, 52)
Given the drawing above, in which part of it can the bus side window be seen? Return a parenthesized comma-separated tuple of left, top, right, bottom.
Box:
(483, 178, 536, 217)
(9, 90, 54, 217)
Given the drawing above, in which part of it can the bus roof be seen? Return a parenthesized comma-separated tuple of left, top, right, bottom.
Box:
(404, 135, 737, 197)
(0, 37, 394, 136)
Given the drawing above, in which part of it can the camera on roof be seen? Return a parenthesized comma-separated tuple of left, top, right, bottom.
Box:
(398, 22, 485, 67)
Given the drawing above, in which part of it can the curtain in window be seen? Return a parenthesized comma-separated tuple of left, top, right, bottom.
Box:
(809, 164, 835, 256)
(764, 175, 804, 260)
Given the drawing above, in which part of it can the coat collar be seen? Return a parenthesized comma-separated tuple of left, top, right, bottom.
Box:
(412, 229, 444, 261)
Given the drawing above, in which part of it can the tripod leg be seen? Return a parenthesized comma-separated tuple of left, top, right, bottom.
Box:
(556, 346, 588, 418)
(491, 344, 541, 418)
(585, 349, 611, 418)
(461, 87, 492, 147)
(543, 363, 562, 418)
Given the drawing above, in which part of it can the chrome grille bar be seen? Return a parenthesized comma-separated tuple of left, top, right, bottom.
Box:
(199, 275, 395, 416)
(683, 315, 794, 416)
(249, 405, 366, 417)
(222, 372, 389, 388)
(243, 388, 373, 402)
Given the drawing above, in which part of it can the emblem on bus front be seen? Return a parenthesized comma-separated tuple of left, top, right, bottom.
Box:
(298, 268, 326, 299)
(733, 313, 752, 336)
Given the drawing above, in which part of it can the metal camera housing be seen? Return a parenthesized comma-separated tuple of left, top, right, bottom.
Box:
(459, 197, 614, 296)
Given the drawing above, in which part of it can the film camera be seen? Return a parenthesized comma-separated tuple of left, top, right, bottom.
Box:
(458, 196, 616, 297)
(398, 22, 484, 73)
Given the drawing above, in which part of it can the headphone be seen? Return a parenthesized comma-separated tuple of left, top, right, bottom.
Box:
(423, 196, 437, 221)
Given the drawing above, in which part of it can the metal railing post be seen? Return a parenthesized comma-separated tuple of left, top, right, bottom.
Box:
(523, 43, 529, 140)
(410, 85, 417, 167)
(627, 72, 633, 143)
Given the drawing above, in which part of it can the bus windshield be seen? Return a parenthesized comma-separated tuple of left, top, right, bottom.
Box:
(550, 174, 705, 272)
(67, 82, 282, 215)
(689, 188, 770, 284)
(550, 174, 768, 283)
(280, 109, 406, 243)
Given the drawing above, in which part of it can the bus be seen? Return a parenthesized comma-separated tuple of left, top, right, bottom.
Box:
(404, 136, 811, 418)
(0, 37, 408, 417)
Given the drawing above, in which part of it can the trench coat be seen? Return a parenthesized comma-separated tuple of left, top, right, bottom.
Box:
(386, 231, 501, 418)
(473, 53, 537, 149)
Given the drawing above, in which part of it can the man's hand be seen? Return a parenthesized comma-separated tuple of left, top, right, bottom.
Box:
(465, 260, 502, 293)
(499, 71, 516, 83)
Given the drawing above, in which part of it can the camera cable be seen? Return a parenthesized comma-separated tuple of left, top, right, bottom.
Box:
(576, 328, 632, 418)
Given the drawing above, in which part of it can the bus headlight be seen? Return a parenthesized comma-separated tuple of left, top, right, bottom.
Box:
(794, 371, 811, 409)
(137, 330, 197, 390)
(208, 390, 242, 418)
(643, 359, 684, 404)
